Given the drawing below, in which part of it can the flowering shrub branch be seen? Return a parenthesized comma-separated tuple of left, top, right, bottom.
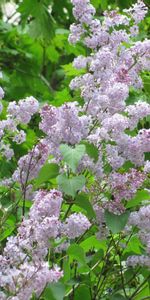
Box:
(0, 0, 150, 299)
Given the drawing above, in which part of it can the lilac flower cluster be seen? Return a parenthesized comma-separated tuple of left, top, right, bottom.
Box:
(39, 102, 90, 158)
(124, 0, 148, 24)
(71, 0, 95, 24)
(94, 205, 109, 239)
(125, 101, 150, 130)
(0, 96, 39, 160)
(78, 152, 104, 179)
(0, 190, 63, 300)
(69, 0, 150, 174)
(0, 189, 91, 299)
(12, 141, 49, 185)
(100, 169, 146, 215)
(109, 169, 146, 202)
(127, 205, 150, 268)
(7, 97, 39, 124)
(62, 212, 91, 239)
(0, 1, 150, 294)
(0, 1, 149, 218)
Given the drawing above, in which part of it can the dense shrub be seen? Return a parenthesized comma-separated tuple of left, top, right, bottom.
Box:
(0, 1, 150, 299)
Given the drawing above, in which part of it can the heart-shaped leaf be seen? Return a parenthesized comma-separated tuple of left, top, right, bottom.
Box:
(60, 144, 86, 172)
(105, 210, 130, 234)
(57, 174, 86, 198)
(75, 193, 96, 219)
(35, 163, 59, 187)
(67, 244, 86, 264)
(44, 282, 65, 300)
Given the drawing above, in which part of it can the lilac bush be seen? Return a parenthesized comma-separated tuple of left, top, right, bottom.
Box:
(0, 1, 150, 299)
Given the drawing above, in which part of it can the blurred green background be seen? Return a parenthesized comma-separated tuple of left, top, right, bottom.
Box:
(0, 0, 150, 105)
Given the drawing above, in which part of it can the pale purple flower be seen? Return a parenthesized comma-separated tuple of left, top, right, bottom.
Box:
(0, 86, 4, 99)
(69, 24, 85, 44)
(73, 55, 88, 69)
(124, 1, 148, 24)
(7, 96, 39, 124)
(109, 169, 145, 202)
(12, 130, 26, 144)
(127, 255, 150, 268)
(12, 141, 49, 184)
(63, 213, 91, 239)
(144, 161, 150, 174)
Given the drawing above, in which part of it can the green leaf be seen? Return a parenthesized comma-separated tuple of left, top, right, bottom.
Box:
(74, 286, 91, 300)
(62, 63, 85, 77)
(78, 264, 90, 274)
(143, 74, 150, 95)
(80, 236, 107, 252)
(44, 282, 65, 300)
(60, 144, 86, 172)
(54, 88, 72, 106)
(18, 200, 32, 208)
(81, 141, 99, 162)
(0, 225, 16, 242)
(63, 258, 71, 282)
(19, 0, 54, 40)
(0, 159, 15, 178)
(0, 216, 16, 242)
(67, 244, 86, 264)
(46, 45, 59, 63)
(57, 174, 86, 198)
(105, 210, 130, 234)
(117, 0, 132, 9)
(55, 28, 69, 35)
(18, 0, 38, 17)
(109, 294, 126, 300)
(29, 15, 54, 40)
(123, 236, 143, 255)
(91, 0, 101, 9)
(100, 0, 108, 10)
(75, 193, 96, 219)
(126, 190, 150, 208)
(133, 283, 150, 300)
(35, 163, 59, 186)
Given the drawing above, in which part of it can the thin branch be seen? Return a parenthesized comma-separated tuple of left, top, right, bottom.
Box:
(63, 203, 73, 220)
(129, 274, 150, 300)
(110, 233, 128, 299)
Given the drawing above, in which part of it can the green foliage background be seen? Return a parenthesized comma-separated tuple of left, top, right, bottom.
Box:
(0, 1, 150, 299)
(0, 0, 150, 105)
